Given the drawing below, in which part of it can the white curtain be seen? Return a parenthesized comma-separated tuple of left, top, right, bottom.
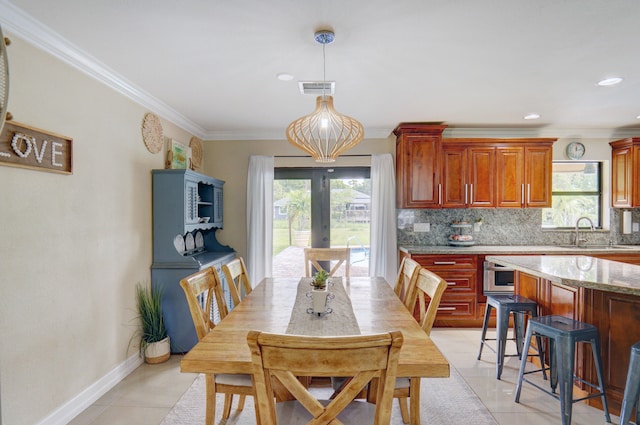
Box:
(369, 153, 397, 285)
(246, 155, 274, 284)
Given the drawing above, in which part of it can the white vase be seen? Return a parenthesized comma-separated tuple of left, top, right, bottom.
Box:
(145, 336, 170, 364)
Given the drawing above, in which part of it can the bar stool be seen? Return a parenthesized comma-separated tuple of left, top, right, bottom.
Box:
(515, 315, 611, 425)
(478, 294, 546, 379)
(620, 341, 640, 425)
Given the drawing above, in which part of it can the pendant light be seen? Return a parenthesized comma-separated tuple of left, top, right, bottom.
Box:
(286, 30, 364, 163)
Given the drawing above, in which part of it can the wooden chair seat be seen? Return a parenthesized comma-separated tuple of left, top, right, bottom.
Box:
(395, 267, 448, 424)
(180, 267, 255, 425)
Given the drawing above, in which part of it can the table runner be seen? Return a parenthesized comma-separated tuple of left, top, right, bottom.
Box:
(286, 277, 361, 336)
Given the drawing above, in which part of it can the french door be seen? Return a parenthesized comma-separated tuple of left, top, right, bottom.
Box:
(273, 167, 370, 277)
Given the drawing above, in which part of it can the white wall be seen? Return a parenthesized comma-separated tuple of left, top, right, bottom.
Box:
(0, 33, 194, 424)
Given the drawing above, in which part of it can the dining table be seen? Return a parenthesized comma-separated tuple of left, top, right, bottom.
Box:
(180, 276, 450, 418)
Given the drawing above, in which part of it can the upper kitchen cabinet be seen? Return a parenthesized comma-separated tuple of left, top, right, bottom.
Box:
(610, 138, 640, 208)
(441, 141, 495, 208)
(394, 123, 447, 208)
(496, 141, 555, 208)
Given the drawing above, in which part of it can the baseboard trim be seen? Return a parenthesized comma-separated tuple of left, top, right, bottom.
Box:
(35, 354, 143, 425)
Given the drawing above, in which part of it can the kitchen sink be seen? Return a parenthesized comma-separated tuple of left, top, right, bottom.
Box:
(557, 244, 634, 250)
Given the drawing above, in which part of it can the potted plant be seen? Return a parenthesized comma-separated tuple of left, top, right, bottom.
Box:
(311, 270, 330, 290)
(134, 282, 170, 364)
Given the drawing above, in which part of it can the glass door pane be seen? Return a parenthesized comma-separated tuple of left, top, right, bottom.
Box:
(272, 168, 370, 278)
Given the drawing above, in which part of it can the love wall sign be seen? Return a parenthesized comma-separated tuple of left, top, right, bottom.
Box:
(0, 121, 73, 174)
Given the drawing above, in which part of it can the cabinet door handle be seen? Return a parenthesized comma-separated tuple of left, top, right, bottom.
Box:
(434, 261, 456, 265)
(438, 183, 442, 205)
(446, 281, 457, 286)
(527, 184, 531, 203)
(469, 183, 473, 204)
(464, 184, 468, 205)
(521, 184, 525, 204)
(437, 307, 456, 311)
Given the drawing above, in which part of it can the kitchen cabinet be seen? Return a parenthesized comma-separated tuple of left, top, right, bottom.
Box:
(394, 126, 555, 209)
(610, 137, 640, 208)
(441, 142, 495, 208)
(496, 143, 554, 208)
(400, 252, 481, 327)
(151, 169, 235, 353)
(394, 123, 447, 208)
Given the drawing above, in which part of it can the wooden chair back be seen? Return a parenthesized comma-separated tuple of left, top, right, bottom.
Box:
(411, 268, 448, 335)
(222, 257, 252, 307)
(303, 247, 351, 278)
(393, 257, 422, 311)
(248, 330, 403, 425)
(179, 266, 228, 341)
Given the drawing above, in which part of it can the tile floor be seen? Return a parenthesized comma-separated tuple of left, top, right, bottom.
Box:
(70, 328, 620, 425)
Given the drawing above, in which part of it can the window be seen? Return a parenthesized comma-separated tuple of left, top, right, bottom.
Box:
(541, 161, 602, 229)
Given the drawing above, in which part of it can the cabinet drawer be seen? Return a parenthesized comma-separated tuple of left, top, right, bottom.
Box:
(436, 295, 477, 319)
(412, 254, 477, 269)
(439, 271, 476, 293)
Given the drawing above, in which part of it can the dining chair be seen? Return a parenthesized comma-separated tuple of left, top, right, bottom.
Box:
(304, 247, 351, 278)
(395, 267, 448, 424)
(179, 267, 254, 425)
(393, 257, 422, 311)
(247, 330, 403, 424)
(222, 256, 252, 307)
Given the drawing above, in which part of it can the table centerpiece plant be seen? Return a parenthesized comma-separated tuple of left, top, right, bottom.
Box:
(311, 270, 330, 290)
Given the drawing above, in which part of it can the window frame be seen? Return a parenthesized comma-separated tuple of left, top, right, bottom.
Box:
(542, 161, 603, 230)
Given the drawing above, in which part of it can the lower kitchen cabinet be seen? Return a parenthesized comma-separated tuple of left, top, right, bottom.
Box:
(400, 252, 483, 327)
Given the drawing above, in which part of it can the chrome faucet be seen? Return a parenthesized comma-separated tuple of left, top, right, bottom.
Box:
(574, 216, 595, 247)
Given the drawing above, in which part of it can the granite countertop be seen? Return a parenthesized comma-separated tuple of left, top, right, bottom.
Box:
(399, 244, 640, 255)
(485, 254, 640, 296)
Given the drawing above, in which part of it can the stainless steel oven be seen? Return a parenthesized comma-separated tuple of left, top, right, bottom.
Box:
(483, 261, 515, 294)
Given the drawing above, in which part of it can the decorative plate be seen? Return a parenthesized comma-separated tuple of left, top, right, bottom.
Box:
(142, 113, 163, 154)
(173, 234, 185, 254)
(185, 232, 195, 251)
(190, 136, 203, 169)
(195, 231, 204, 249)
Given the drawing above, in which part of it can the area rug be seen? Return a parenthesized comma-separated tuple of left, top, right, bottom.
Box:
(160, 367, 498, 424)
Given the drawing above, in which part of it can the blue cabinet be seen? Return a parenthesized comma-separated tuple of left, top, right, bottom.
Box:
(151, 169, 234, 353)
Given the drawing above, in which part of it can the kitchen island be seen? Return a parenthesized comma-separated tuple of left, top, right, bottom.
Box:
(486, 254, 640, 416)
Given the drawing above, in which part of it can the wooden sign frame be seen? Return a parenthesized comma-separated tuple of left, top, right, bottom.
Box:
(0, 121, 73, 174)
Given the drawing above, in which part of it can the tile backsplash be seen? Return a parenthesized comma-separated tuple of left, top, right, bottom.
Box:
(397, 208, 640, 246)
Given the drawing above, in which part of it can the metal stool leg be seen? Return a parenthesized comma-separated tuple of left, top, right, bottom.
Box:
(556, 335, 575, 425)
(620, 345, 640, 424)
(496, 304, 510, 379)
(478, 303, 492, 360)
(514, 322, 534, 402)
(589, 336, 611, 423)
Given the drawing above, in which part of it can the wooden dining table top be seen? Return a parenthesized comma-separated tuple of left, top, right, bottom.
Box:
(180, 276, 450, 379)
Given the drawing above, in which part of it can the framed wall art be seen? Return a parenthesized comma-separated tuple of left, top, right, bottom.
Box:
(166, 139, 190, 169)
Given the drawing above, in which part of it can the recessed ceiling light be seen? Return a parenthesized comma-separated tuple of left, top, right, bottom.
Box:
(277, 73, 294, 81)
(524, 113, 540, 120)
(636, 115, 640, 119)
(597, 77, 623, 86)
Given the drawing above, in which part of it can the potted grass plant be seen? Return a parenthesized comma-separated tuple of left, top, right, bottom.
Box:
(134, 282, 170, 364)
(311, 270, 330, 290)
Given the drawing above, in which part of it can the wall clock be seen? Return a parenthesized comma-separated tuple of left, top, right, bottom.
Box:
(566, 141, 585, 160)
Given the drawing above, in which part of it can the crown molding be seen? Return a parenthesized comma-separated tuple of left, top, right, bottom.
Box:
(0, 0, 207, 139)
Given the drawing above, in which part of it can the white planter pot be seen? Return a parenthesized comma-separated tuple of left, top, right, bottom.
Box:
(145, 337, 170, 364)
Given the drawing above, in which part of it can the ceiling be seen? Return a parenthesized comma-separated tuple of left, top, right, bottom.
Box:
(2, 0, 640, 140)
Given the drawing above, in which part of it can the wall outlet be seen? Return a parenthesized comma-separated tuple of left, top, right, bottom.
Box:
(413, 222, 430, 232)
(634, 222, 639, 232)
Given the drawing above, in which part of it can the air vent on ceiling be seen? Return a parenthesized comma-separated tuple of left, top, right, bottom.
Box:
(298, 81, 335, 95)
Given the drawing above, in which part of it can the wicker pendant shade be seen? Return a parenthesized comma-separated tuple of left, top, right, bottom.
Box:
(285, 29, 364, 163)
(286, 95, 364, 163)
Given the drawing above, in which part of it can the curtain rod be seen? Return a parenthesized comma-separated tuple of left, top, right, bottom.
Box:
(274, 154, 372, 158)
